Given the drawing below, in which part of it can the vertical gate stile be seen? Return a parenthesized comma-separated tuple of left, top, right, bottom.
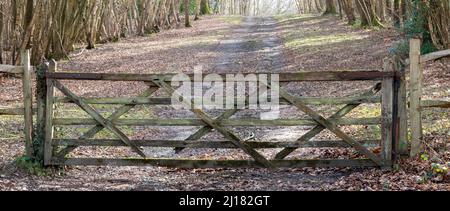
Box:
(381, 59, 395, 168)
(394, 56, 409, 156)
(35, 61, 48, 162)
(43, 60, 57, 166)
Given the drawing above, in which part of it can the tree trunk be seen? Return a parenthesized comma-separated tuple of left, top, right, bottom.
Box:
(194, 0, 201, 20)
(184, 0, 191, 27)
(377, 0, 386, 22)
(11, 0, 18, 64)
(201, 0, 211, 15)
(341, 0, 356, 25)
(338, 0, 344, 19)
(324, 0, 336, 14)
(356, 0, 384, 28)
(20, 0, 34, 51)
(314, 0, 323, 12)
(0, 2, 3, 64)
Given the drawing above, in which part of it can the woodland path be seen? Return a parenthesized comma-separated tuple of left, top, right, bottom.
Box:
(145, 16, 308, 159)
(3, 15, 444, 191)
(212, 16, 286, 73)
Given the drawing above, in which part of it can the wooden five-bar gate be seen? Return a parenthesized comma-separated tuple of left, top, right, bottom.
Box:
(33, 58, 401, 169)
(3, 40, 449, 169)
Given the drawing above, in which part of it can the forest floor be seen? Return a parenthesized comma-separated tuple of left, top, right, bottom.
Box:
(0, 15, 449, 191)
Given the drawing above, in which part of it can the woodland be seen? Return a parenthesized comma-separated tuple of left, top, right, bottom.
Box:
(0, 0, 449, 191)
(0, 0, 449, 64)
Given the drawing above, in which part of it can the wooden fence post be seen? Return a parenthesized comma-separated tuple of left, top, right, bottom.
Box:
(21, 50, 33, 157)
(381, 59, 394, 167)
(394, 57, 409, 156)
(34, 61, 49, 162)
(43, 60, 57, 165)
(409, 39, 423, 157)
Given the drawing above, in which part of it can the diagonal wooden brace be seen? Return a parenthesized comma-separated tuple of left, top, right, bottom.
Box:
(56, 86, 159, 158)
(53, 81, 147, 158)
(175, 109, 238, 153)
(153, 79, 275, 169)
(275, 83, 382, 159)
(174, 87, 267, 153)
(277, 86, 383, 166)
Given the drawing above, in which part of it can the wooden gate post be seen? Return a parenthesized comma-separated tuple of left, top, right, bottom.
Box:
(381, 59, 395, 167)
(394, 57, 409, 156)
(43, 60, 57, 165)
(409, 39, 423, 157)
(21, 50, 33, 157)
(34, 61, 49, 162)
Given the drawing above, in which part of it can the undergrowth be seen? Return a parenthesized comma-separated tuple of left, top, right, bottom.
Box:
(15, 156, 50, 176)
(389, 0, 437, 58)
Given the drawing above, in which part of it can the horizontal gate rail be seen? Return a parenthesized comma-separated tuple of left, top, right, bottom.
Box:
(54, 96, 381, 105)
(53, 158, 378, 168)
(52, 118, 382, 126)
(0, 107, 37, 115)
(0, 64, 24, 74)
(420, 100, 450, 108)
(46, 71, 395, 82)
(52, 139, 380, 148)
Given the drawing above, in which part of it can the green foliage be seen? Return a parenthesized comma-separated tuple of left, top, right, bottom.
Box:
(402, 1, 436, 54)
(431, 163, 449, 175)
(109, 36, 120, 43)
(33, 64, 47, 163)
(393, 164, 401, 171)
(219, 16, 243, 25)
(420, 154, 429, 161)
(15, 156, 48, 176)
(389, 39, 406, 58)
(200, 0, 211, 15)
(390, 0, 437, 58)
(180, 0, 197, 14)
(416, 173, 430, 184)
(351, 19, 362, 29)
(135, 0, 144, 14)
(32, 130, 45, 162)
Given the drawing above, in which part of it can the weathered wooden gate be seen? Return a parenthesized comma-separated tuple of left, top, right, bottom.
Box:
(36, 59, 400, 169)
